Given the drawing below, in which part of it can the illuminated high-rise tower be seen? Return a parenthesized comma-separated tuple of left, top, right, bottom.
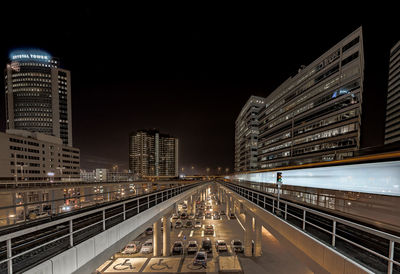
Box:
(4, 48, 73, 146)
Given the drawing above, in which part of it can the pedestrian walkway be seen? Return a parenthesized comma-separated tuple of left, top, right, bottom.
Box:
(239, 226, 329, 274)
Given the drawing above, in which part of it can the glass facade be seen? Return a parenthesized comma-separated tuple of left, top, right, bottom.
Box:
(4, 49, 73, 146)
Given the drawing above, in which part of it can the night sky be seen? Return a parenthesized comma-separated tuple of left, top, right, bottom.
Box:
(0, 6, 398, 174)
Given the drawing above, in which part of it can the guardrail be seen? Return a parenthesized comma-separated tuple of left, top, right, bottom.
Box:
(220, 180, 400, 274)
(0, 182, 203, 274)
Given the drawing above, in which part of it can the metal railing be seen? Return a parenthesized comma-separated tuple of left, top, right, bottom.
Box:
(220, 180, 400, 274)
(0, 182, 203, 274)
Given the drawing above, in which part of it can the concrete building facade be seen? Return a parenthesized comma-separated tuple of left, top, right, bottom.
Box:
(385, 40, 400, 144)
(235, 96, 265, 172)
(129, 129, 178, 178)
(4, 49, 73, 146)
(257, 27, 364, 169)
(0, 129, 80, 181)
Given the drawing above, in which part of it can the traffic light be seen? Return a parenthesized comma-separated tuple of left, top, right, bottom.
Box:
(277, 172, 282, 184)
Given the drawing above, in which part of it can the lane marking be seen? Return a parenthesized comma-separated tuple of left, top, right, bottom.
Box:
(236, 218, 245, 231)
(190, 230, 194, 237)
(178, 230, 183, 237)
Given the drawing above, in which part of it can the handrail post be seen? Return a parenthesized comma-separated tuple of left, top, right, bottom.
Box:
(272, 199, 275, 213)
(388, 240, 394, 274)
(284, 203, 287, 220)
(123, 203, 126, 220)
(69, 219, 74, 247)
(332, 220, 336, 247)
(303, 210, 306, 230)
(7, 238, 12, 274)
(102, 209, 106, 231)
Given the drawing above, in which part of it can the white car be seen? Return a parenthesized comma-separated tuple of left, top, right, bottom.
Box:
(140, 239, 153, 254)
(215, 240, 228, 252)
(187, 241, 198, 254)
(172, 213, 179, 219)
(123, 241, 141, 254)
(194, 221, 202, 228)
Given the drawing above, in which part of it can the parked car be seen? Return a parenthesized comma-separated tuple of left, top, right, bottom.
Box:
(175, 220, 183, 229)
(185, 221, 193, 228)
(204, 224, 214, 235)
(180, 212, 188, 219)
(229, 213, 236, 219)
(213, 213, 220, 220)
(172, 213, 179, 219)
(140, 239, 153, 254)
(201, 238, 212, 253)
(231, 239, 244, 253)
(194, 251, 207, 265)
(220, 210, 225, 215)
(194, 221, 202, 228)
(123, 241, 141, 254)
(188, 214, 195, 220)
(205, 213, 212, 219)
(187, 241, 198, 254)
(172, 241, 184, 255)
(215, 240, 228, 252)
(145, 227, 153, 235)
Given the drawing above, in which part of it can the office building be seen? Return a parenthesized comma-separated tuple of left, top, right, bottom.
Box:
(0, 129, 80, 181)
(384, 40, 400, 144)
(129, 129, 178, 177)
(235, 96, 265, 172)
(255, 27, 364, 169)
(5, 49, 73, 146)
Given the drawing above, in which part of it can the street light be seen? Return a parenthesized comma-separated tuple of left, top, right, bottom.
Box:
(225, 168, 229, 174)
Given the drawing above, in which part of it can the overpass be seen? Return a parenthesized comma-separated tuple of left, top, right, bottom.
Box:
(0, 181, 210, 273)
(217, 180, 400, 274)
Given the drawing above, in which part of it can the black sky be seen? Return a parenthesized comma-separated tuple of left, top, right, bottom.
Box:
(0, 5, 398, 174)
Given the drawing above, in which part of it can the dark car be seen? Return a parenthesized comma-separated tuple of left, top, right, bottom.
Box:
(172, 241, 184, 255)
(185, 221, 193, 228)
(180, 212, 188, 219)
(205, 213, 212, 219)
(229, 213, 236, 219)
(213, 213, 220, 220)
(201, 238, 212, 253)
(145, 227, 153, 235)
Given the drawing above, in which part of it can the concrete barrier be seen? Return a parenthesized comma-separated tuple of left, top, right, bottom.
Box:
(220, 185, 373, 274)
(24, 184, 207, 274)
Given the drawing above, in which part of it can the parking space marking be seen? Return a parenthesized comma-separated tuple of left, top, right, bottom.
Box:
(103, 258, 147, 273)
(178, 230, 183, 237)
(190, 230, 194, 237)
(143, 257, 181, 273)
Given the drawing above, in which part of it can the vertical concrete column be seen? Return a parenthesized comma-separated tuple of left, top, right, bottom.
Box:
(244, 212, 253, 257)
(162, 215, 171, 256)
(153, 220, 162, 256)
(254, 218, 262, 256)
(193, 200, 196, 215)
(226, 195, 230, 216)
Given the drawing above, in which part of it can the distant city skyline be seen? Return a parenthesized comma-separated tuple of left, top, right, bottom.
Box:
(0, 6, 399, 172)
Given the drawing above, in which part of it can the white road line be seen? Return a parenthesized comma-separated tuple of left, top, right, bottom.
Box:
(178, 230, 183, 237)
(190, 230, 194, 237)
(201, 230, 204, 237)
(236, 218, 245, 231)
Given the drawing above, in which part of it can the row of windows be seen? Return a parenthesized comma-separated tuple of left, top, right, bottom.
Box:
(11, 72, 51, 78)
